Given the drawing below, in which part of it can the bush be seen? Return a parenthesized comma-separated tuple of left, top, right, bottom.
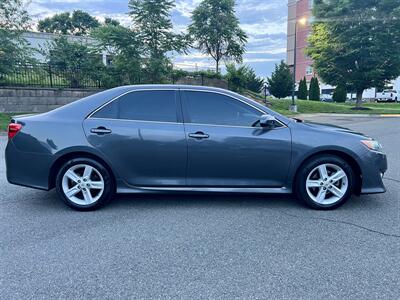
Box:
(309, 77, 321, 101)
(297, 77, 308, 100)
(333, 83, 347, 102)
(44, 37, 104, 88)
(226, 64, 264, 93)
(267, 61, 292, 99)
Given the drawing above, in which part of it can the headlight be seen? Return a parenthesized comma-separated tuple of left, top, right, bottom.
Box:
(361, 140, 383, 152)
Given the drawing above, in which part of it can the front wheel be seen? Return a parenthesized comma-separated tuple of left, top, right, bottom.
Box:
(56, 158, 114, 211)
(295, 155, 355, 210)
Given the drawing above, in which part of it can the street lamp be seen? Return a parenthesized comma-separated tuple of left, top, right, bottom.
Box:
(290, 17, 308, 112)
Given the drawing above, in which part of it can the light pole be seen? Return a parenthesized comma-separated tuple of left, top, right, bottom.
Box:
(290, 17, 307, 112)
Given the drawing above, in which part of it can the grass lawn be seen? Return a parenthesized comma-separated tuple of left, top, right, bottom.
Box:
(269, 99, 400, 116)
(0, 113, 13, 132)
(244, 91, 400, 116)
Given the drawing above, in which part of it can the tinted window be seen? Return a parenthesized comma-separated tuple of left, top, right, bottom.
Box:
(184, 91, 262, 127)
(92, 90, 178, 123)
(92, 99, 119, 119)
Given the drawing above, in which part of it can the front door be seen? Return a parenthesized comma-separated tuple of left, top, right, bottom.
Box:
(83, 89, 187, 187)
(182, 90, 292, 187)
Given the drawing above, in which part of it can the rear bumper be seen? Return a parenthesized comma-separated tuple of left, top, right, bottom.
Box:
(5, 140, 52, 191)
(360, 151, 387, 194)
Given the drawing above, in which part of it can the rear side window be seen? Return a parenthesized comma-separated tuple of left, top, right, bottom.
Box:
(92, 90, 178, 123)
(183, 91, 262, 127)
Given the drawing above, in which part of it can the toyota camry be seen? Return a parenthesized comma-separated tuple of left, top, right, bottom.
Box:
(5, 85, 387, 211)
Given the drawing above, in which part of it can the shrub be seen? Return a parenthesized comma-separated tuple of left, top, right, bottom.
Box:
(333, 83, 347, 102)
(297, 77, 308, 100)
(309, 77, 321, 101)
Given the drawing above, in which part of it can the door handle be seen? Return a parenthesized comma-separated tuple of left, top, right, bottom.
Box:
(188, 132, 209, 139)
(90, 127, 112, 135)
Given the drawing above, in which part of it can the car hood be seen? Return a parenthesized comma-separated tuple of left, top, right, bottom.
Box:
(298, 120, 369, 138)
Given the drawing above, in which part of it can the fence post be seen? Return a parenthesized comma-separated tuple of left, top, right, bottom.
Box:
(201, 74, 204, 86)
(48, 65, 53, 88)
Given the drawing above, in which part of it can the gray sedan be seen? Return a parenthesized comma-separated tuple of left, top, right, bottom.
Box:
(5, 85, 387, 211)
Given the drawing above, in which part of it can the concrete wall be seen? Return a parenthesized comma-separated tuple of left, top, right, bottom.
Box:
(0, 87, 101, 113)
(0, 78, 229, 113)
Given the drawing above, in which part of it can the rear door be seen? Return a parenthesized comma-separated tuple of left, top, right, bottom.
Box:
(182, 90, 292, 187)
(83, 89, 187, 187)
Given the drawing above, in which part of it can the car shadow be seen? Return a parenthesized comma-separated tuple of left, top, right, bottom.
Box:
(31, 189, 390, 215)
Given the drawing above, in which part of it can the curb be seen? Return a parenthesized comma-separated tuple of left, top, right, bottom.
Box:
(297, 113, 400, 118)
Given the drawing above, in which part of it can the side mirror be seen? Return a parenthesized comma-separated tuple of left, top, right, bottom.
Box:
(259, 114, 277, 129)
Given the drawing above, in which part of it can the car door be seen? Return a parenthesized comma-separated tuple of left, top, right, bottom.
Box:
(182, 90, 292, 187)
(83, 89, 187, 187)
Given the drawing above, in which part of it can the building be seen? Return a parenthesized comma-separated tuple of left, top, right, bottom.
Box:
(22, 31, 112, 66)
(287, 0, 314, 84)
(287, 0, 400, 97)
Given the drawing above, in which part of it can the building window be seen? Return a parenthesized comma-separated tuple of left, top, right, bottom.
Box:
(306, 66, 313, 76)
(308, 0, 314, 9)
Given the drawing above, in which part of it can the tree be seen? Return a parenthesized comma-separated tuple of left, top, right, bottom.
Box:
(307, 0, 400, 108)
(309, 77, 320, 101)
(226, 63, 247, 92)
(267, 61, 293, 99)
(71, 10, 100, 35)
(44, 37, 104, 87)
(0, 0, 32, 77)
(38, 12, 73, 35)
(92, 23, 144, 86)
(245, 67, 264, 93)
(189, 0, 247, 73)
(332, 82, 347, 103)
(38, 10, 100, 36)
(297, 77, 308, 100)
(104, 17, 120, 26)
(128, 0, 188, 82)
(226, 64, 264, 93)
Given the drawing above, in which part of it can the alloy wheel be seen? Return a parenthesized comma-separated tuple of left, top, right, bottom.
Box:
(62, 164, 105, 206)
(305, 163, 348, 205)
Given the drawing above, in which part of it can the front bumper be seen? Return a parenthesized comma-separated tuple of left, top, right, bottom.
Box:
(360, 150, 387, 194)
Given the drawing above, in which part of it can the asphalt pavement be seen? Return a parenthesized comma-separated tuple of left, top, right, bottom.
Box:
(1, 115, 399, 299)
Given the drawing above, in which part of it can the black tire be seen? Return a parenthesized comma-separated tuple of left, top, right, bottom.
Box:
(295, 155, 355, 210)
(56, 158, 115, 211)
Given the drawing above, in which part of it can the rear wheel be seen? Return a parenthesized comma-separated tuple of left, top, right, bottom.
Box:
(56, 158, 114, 211)
(295, 155, 354, 210)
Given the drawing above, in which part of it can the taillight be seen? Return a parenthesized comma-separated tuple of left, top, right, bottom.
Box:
(8, 123, 22, 140)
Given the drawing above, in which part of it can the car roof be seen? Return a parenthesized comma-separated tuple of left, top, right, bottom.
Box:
(121, 84, 230, 92)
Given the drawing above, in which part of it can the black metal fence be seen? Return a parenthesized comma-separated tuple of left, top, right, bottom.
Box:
(0, 63, 228, 89)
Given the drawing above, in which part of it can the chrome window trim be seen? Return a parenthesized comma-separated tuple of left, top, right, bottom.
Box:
(87, 87, 286, 128)
(88, 117, 286, 130)
(89, 117, 183, 126)
(186, 122, 287, 130)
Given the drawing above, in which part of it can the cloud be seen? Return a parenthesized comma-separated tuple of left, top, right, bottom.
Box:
(243, 58, 281, 63)
(27, 0, 288, 77)
(246, 48, 287, 55)
(174, 0, 201, 18)
(93, 13, 131, 27)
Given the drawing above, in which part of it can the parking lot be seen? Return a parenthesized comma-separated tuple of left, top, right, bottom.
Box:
(1, 115, 399, 299)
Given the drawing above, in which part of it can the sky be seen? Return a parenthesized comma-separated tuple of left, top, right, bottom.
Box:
(27, 0, 288, 78)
